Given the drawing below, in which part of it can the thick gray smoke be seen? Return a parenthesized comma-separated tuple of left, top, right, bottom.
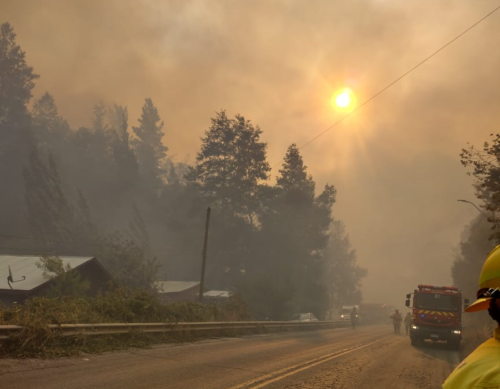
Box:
(3, 0, 499, 306)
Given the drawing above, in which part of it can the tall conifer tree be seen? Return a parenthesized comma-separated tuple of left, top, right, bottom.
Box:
(0, 23, 39, 238)
(132, 98, 168, 190)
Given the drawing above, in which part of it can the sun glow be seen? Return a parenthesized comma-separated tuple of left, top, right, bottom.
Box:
(332, 88, 354, 110)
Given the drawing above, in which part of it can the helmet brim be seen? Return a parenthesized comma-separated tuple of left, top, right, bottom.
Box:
(465, 297, 491, 312)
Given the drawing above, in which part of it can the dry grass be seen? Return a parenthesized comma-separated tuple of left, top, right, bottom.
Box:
(0, 290, 251, 358)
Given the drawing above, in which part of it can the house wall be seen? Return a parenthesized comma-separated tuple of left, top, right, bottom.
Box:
(0, 290, 29, 305)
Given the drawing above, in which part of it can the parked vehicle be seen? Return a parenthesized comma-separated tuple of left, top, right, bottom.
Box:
(338, 305, 360, 322)
(291, 313, 319, 322)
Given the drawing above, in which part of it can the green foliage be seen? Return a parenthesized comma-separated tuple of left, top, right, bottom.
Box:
(324, 221, 367, 306)
(457, 133, 500, 317)
(132, 98, 168, 189)
(0, 22, 39, 123)
(186, 110, 270, 222)
(23, 146, 77, 252)
(243, 144, 360, 320)
(31, 92, 70, 152)
(221, 294, 252, 321)
(0, 22, 39, 245)
(452, 215, 496, 300)
(0, 22, 364, 332)
(277, 143, 315, 199)
(236, 274, 295, 320)
(96, 232, 158, 290)
(0, 291, 252, 357)
(36, 256, 90, 298)
(92, 101, 108, 132)
(128, 203, 151, 253)
(109, 104, 140, 190)
(461, 135, 500, 240)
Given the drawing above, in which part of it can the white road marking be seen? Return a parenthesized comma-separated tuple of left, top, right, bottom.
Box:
(227, 335, 393, 389)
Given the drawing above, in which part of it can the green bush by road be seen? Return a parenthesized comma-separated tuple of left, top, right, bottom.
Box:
(0, 289, 251, 358)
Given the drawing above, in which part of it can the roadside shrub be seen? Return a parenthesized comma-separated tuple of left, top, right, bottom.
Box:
(0, 288, 252, 357)
(0, 290, 251, 326)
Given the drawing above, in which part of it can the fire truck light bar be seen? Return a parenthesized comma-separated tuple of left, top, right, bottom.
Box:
(418, 284, 459, 291)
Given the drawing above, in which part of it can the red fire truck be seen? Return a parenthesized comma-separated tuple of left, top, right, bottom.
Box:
(405, 284, 469, 350)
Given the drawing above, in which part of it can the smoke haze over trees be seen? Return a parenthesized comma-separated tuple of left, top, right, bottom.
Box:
(0, 23, 365, 319)
(452, 215, 494, 302)
(452, 135, 500, 303)
(4, 0, 500, 308)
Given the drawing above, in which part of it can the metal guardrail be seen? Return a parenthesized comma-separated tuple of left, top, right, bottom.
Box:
(0, 320, 351, 340)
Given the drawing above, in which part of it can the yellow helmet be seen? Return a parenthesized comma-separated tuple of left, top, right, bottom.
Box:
(466, 245, 500, 312)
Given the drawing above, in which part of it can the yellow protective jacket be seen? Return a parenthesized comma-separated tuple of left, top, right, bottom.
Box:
(443, 327, 500, 388)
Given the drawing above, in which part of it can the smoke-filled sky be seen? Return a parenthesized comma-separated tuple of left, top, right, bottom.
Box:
(3, 0, 500, 307)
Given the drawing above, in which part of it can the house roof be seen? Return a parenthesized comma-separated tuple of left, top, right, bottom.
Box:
(156, 281, 200, 293)
(203, 290, 232, 298)
(0, 255, 95, 291)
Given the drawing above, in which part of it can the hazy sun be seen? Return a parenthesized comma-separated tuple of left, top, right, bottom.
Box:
(332, 88, 354, 109)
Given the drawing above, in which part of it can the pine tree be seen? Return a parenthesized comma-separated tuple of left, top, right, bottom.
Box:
(186, 110, 270, 222)
(92, 101, 108, 132)
(277, 144, 315, 200)
(31, 92, 70, 152)
(23, 146, 75, 252)
(128, 203, 151, 253)
(132, 98, 168, 190)
(324, 220, 367, 307)
(452, 215, 496, 301)
(65, 103, 117, 227)
(0, 22, 39, 124)
(73, 189, 98, 251)
(89, 101, 112, 162)
(268, 144, 317, 238)
(252, 144, 339, 318)
(0, 23, 39, 240)
(109, 104, 139, 190)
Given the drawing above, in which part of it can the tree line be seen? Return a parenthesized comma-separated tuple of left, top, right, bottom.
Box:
(0, 22, 365, 320)
(452, 127, 500, 302)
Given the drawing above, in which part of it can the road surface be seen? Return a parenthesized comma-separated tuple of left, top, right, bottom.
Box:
(0, 325, 459, 389)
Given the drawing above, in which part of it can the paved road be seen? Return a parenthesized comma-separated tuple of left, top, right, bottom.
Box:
(0, 325, 459, 389)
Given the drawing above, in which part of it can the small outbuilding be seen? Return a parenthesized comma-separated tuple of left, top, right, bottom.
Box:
(156, 281, 200, 303)
(203, 290, 233, 304)
(0, 255, 112, 305)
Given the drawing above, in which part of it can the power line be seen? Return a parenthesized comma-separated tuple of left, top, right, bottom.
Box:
(274, 3, 500, 168)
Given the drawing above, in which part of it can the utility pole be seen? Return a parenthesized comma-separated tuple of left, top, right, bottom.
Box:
(199, 207, 211, 303)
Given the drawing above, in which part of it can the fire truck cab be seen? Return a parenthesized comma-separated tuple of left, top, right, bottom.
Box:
(405, 284, 469, 350)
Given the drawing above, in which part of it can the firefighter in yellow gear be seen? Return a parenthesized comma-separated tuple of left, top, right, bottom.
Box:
(390, 309, 402, 334)
(443, 245, 500, 389)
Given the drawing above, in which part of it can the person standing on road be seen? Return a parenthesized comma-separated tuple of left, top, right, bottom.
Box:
(443, 245, 500, 389)
(390, 309, 402, 334)
(404, 312, 412, 335)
